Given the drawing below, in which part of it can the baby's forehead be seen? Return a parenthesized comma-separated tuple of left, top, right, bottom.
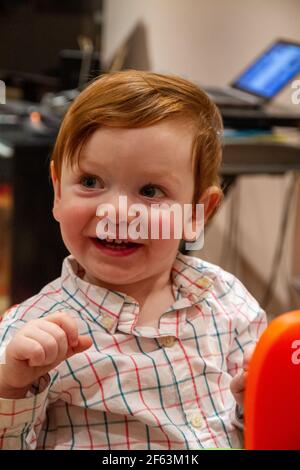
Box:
(61, 121, 196, 179)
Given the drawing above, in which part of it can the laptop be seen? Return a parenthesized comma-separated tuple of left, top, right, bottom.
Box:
(204, 39, 300, 109)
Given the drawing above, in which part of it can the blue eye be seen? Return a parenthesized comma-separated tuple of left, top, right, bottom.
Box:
(140, 184, 165, 198)
(80, 175, 103, 189)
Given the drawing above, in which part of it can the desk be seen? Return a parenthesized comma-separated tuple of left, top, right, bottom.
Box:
(221, 136, 300, 194)
(223, 140, 300, 175)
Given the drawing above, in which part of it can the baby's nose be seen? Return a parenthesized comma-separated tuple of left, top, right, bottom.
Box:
(96, 195, 142, 225)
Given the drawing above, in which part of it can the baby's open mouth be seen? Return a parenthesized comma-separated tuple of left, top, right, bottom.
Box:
(91, 237, 141, 251)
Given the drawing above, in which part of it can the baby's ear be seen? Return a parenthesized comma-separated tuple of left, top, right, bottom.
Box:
(198, 186, 222, 223)
(50, 161, 61, 222)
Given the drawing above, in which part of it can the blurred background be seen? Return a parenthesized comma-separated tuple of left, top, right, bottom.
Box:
(1, 0, 300, 319)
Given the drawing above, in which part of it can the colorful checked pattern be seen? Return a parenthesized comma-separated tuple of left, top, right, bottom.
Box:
(0, 251, 266, 449)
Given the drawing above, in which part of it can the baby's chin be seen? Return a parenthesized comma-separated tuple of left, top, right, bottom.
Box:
(83, 265, 146, 289)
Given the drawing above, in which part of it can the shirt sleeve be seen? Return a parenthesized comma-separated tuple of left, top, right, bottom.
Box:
(226, 305, 267, 377)
(0, 373, 58, 450)
(225, 277, 268, 430)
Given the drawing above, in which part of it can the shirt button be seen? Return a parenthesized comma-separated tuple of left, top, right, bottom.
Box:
(190, 414, 202, 429)
(196, 277, 212, 289)
(158, 336, 176, 348)
(100, 315, 114, 329)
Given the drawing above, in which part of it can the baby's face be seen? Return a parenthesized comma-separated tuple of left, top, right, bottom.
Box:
(52, 119, 196, 288)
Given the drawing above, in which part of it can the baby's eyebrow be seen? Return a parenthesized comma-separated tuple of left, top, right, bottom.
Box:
(76, 159, 106, 174)
(143, 172, 181, 186)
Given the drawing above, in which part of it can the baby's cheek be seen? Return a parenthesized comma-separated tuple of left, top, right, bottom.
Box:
(148, 209, 184, 241)
(59, 200, 94, 239)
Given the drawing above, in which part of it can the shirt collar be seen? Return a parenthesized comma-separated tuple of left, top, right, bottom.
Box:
(60, 250, 213, 336)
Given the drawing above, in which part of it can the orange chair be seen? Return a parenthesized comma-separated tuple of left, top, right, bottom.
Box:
(245, 310, 300, 450)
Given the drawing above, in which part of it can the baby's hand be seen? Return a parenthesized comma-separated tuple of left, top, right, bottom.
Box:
(0, 312, 92, 399)
(230, 345, 256, 408)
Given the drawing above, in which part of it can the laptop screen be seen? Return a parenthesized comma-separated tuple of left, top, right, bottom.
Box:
(232, 40, 300, 99)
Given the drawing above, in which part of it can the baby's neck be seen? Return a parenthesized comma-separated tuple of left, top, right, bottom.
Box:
(134, 281, 175, 328)
(83, 268, 173, 309)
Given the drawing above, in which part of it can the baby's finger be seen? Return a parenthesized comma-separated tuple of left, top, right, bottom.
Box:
(23, 327, 58, 365)
(36, 321, 69, 361)
(67, 335, 93, 358)
(46, 312, 79, 348)
(11, 336, 46, 366)
(230, 371, 248, 395)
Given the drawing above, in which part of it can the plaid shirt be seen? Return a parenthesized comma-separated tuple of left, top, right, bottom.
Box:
(0, 251, 266, 450)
